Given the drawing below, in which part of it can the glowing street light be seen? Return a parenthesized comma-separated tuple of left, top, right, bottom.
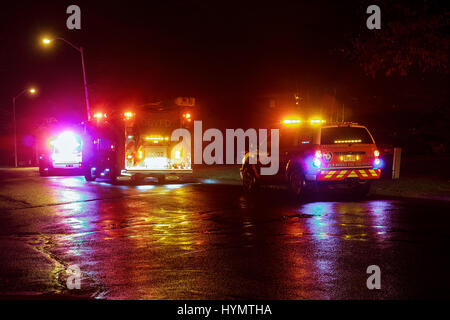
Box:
(12, 87, 37, 167)
(40, 36, 90, 121)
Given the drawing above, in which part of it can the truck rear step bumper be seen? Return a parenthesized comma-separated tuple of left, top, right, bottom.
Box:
(315, 168, 381, 181)
(121, 169, 192, 176)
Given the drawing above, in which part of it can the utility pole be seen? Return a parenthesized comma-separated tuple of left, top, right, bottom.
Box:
(12, 88, 37, 167)
(12, 97, 17, 168)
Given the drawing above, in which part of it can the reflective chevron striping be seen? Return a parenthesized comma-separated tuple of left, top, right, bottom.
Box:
(336, 170, 347, 178)
(325, 171, 336, 178)
(317, 168, 380, 181)
(369, 169, 378, 177)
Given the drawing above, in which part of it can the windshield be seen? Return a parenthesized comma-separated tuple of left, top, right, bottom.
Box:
(320, 127, 374, 145)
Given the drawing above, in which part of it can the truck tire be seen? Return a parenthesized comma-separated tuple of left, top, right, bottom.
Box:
(242, 166, 259, 193)
(109, 174, 117, 184)
(354, 181, 371, 198)
(84, 168, 96, 182)
(107, 167, 118, 184)
(288, 169, 306, 200)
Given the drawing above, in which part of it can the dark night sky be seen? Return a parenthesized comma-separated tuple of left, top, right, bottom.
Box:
(0, 1, 448, 164)
(0, 1, 363, 123)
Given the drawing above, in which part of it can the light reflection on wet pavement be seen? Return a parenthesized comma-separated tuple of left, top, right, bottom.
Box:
(1, 175, 450, 299)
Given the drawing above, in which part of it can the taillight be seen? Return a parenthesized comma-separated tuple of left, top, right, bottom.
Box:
(373, 149, 382, 168)
(313, 150, 322, 168)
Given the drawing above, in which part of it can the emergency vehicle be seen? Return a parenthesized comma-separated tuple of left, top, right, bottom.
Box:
(39, 128, 84, 176)
(82, 97, 195, 184)
(241, 119, 382, 198)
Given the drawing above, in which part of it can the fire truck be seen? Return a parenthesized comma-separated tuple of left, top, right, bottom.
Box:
(82, 97, 195, 184)
(241, 119, 383, 198)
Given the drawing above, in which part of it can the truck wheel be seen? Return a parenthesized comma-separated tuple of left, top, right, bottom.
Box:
(242, 166, 259, 193)
(354, 181, 371, 198)
(39, 167, 49, 176)
(84, 168, 96, 182)
(109, 174, 118, 184)
(85, 174, 96, 181)
(289, 170, 306, 199)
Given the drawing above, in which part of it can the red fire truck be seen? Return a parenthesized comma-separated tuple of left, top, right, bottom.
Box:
(82, 97, 195, 184)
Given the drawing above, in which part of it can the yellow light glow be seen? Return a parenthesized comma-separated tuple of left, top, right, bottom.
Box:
(310, 119, 325, 124)
(42, 38, 52, 45)
(138, 150, 143, 159)
(145, 136, 164, 141)
(282, 119, 301, 125)
(124, 111, 134, 119)
(374, 150, 380, 157)
(334, 139, 362, 144)
(93, 112, 103, 119)
(174, 150, 181, 159)
(29, 88, 36, 94)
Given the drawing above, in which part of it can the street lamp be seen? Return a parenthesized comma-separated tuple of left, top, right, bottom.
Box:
(42, 37, 90, 121)
(12, 88, 37, 167)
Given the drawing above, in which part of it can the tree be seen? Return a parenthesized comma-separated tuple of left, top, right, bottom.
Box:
(348, 2, 449, 77)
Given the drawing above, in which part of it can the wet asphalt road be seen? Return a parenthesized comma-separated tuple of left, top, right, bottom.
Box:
(0, 168, 449, 299)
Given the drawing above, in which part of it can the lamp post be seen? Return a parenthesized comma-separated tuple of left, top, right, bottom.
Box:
(42, 37, 90, 121)
(12, 88, 36, 167)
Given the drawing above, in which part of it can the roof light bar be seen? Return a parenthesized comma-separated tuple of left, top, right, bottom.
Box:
(282, 119, 301, 125)
(334, 139, 362, 144)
